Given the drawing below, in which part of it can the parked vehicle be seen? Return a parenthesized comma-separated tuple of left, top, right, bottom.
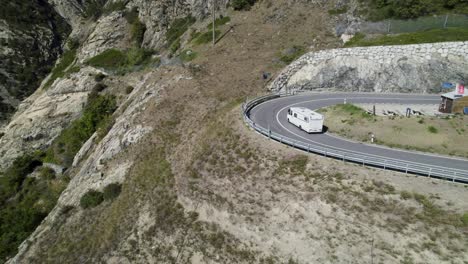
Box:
(287, 107, 324, 133)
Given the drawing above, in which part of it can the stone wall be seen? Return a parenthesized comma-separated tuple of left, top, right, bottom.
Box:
(271, 42, 468, 94)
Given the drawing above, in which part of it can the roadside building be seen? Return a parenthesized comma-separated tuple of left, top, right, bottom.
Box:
(439, 84, 468, 114)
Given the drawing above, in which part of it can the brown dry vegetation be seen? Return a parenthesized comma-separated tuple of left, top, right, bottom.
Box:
(18, 1, 468, 263)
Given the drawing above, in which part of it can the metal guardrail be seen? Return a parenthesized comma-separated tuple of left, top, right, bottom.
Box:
(242, 93, 468, 184)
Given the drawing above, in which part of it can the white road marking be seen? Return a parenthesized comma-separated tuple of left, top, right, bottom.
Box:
(271, 96, 467, 171)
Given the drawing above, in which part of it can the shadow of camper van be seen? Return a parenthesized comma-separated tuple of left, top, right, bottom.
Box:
(287, 107, 325, 134)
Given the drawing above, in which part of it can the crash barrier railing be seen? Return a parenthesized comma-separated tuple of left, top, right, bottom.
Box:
(242, 93, 468, 184)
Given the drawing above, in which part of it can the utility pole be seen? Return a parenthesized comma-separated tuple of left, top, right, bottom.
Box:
(212, 0, 216, 46)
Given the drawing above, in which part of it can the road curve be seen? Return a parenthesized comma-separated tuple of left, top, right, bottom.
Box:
(248, 92, 468, 181)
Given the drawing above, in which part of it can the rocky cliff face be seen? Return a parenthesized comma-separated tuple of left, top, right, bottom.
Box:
(271, 42, 468, 93)
(0, 0, 71, 125)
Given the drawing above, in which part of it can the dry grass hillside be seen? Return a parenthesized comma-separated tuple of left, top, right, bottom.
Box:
(12, 1, 468, 263)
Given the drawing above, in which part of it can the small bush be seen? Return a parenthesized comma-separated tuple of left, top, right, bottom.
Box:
(80, 190, 104, 209)
(131, 19, 146, 46)
(170, 38, 181, 54)
(231, 0, 256, 10)
(39, 167, 56, 180)
(166, 16, 196, 46)
(45, 48, 77, 88)
(125, 86, 134, 94)
(93, 83, 108, 93)
(400, 191, 412, 200)
(104, 0, 128, 14)
(86, 49, 127, 68)
(207, 16, 231, 30)
(193, 30, 221, 45)
(103, 183, 122, 201)
(328, 6, 348, 15)
(94, 73, 106, 82)
(428, 126, 438, 134)
(461, 213, 468, 226)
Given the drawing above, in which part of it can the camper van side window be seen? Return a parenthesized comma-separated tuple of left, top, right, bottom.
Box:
(304, 117, 309, 122)
(293, 113, 297, 118)
(288, 109, 292, 115)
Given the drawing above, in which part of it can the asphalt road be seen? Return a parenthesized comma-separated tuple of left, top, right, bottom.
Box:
(249, 92, 468, 175)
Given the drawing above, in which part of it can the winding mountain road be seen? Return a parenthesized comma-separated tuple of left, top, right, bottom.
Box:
(247, 92, 468, 182)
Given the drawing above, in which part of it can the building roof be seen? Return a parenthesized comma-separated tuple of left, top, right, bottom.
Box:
(290, 107, 324, 120)
(441, 89, 468, 100)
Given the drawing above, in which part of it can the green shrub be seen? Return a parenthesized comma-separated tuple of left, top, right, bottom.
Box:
(45, 48, 77, 88)
(428, 126, 438, 134)
(94, 73, 106, 82)
(193, 30, 221, 45)
(400, 191, 412, 200)
(166, 15, 196, 47)
(104, 0, 128, 14)
(231, 0, 257, 10)
(131, 19, 146, 46)
(125, 86, 134, 94)
(462, 213, 468, 226)
(103, 183, 122, 201)
(207, 16, 231, 30)
(86, 49, 127, 69)
(92, 83, 108, 93)
(45, 94, 117, 166)
(170, 38, 181, 54)
(80, 190, 104, 209)
(345, 28, 468, 47)
(83, 0, 107, 20)
(328, 6, 348, 15)
(39, 167, 56, 180)
(86, 48, 155, 71)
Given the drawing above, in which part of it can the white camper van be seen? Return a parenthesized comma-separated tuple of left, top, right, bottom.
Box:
(287, 107, 324, 133)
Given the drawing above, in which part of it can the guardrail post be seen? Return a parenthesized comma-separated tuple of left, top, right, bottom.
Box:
(383, 160, 386, 170)
(343, 154, 345, 162)
(324, 151, 327, 157)
(405, 164, 408, 174)
(280, 137, 282, 143)
(307, 144, 310, 153)
(428, 168, 432, 177)
(453, 172, 457, 182)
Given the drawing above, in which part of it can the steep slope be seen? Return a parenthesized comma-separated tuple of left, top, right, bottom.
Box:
(2, 0, 468, 263)
(0, 0, 70, 125)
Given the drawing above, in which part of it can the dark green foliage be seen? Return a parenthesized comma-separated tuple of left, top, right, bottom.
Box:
(45, 94, 117, 166)
(231, 0, 257, 10)
(328, 6, 349, 15)
(103, 183, 122, 201)
(86, 48, 156, 72)
(166, 16, 196, 47)
(86, 49, 128, 69)
(345, 28, 468, 47)
(0, 152, 67, 262)
(44, 48, 78, 88)
(427, 125, 438, 133)
(170, 38, 181, 54)
(193, 30, 221, 45)
(94, 73, 106, 82)
(104, 0, 128, 14)
(83, 0, 107, 20)
(462, 213, 468, 226)
(125, 86, 134, 94)
(207, 16, 231, 30)
(80, 190, 104, 209)
(0, 0, 71, 103)
(92, 83, 108, 93)
(361, 0, 468, 20)
(131, 19, 147, 46)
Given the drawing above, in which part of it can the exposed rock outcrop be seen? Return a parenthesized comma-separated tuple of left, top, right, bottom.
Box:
(0, 1, 70, 125)
(271, 42, 468, 93)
